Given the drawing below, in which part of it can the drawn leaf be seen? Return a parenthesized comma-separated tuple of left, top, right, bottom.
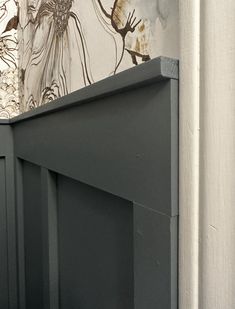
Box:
(3, 16, 19, 33)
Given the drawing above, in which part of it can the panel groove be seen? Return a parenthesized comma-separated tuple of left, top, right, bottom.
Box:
(41, 168, 59, 309)
(16, 159, 26, 309)
(0, 158, 9, 309)
(5, 155, 18, 309)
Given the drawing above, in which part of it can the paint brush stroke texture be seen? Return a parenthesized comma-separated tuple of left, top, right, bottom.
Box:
(0, 0, 179, 117)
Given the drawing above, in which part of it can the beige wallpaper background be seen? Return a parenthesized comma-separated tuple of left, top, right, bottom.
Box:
(0, 0, 179, 118)
(0, 0, 19, 118)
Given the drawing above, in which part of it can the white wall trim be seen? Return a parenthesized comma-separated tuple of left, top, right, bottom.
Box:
(179, 1, 200, 308)
(180, 1, 235, 308)
(199, 1, 235, 308)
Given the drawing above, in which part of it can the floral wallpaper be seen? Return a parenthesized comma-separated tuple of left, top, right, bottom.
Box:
(0, 0, 19, 118)
(0, 0, 179, 118)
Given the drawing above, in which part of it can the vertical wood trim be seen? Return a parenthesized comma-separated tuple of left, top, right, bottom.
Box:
(180, 0, 235, 308)
(16, 159, 26, 309)
(41, 168, 59, 309)
(0, 158, 9, 309)
(179, 0, 200, 308)
(133, 203, 178, 309)
(170, 79, 179, 216)
(199, 1, 235, 308)
(5, 154, 18, 309)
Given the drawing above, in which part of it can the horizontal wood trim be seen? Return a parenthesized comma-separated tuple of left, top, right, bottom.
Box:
(9, 57, 178, 124)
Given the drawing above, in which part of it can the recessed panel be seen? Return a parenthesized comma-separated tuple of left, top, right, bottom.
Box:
(58, 175, 133, 309)
(23, 161, 43, 309)
(0, 158, 8, 308)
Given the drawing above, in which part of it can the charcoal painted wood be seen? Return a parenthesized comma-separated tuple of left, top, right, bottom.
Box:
(0, 157, 8, 308)
(0, 57, 179, 309)
(0, 124, 18, 309)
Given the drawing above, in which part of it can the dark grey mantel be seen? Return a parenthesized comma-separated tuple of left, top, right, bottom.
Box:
(0, 57, 179, 309)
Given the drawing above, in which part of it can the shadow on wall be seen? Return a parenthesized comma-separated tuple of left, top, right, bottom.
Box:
(0, 0, 179, 118)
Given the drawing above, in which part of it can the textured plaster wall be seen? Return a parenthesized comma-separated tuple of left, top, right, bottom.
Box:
(0, 0, 179, 118)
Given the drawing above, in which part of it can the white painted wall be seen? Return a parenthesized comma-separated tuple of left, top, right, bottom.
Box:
(179, 1, 235, 308)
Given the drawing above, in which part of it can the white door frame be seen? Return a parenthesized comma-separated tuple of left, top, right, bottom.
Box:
(179, 1, 235, 308)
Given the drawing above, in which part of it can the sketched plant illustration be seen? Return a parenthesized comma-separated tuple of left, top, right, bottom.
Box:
(0, 0, 11, 22)
(0, 0, 18, 68)
(20, 0, 94, 110)
(95, 0, 144, 72)
(0, 0, 172, 117)
(0, 0, 19, 118)
(0, 66, 19, 118)
(0, 33, 17, 67)
(17, 0, 171, 113)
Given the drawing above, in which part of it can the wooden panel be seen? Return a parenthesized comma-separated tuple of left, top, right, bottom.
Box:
(0, 158, 9, 309)
(134, 204, 178, 309)
(5, 153, 18, 309)
(0, 125, 18, 309)
(0, 57, 179, 309)
(41, 168, 59, 309)
(57, 174, 134, 309)
(13, 80, 178, 216)
(0, 125, 12, 155)
(16, 159, 26, 309)
(22, 161, 44, 309)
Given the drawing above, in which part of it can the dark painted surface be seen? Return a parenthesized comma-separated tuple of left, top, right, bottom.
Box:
(13, 80, 178, 216)
(22, 162, 43, 309)
(134, 204, 178, 309)
(0, 57, 179, 309)
(0, 158, 9, 309)
(41, 168, 59, 309)
(0, 125, 18, 309)
(58, 175, 133, 309)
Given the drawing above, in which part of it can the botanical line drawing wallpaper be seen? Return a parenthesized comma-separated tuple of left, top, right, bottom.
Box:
(0, 0, 19, 118)
(0, 0, 179, 118)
